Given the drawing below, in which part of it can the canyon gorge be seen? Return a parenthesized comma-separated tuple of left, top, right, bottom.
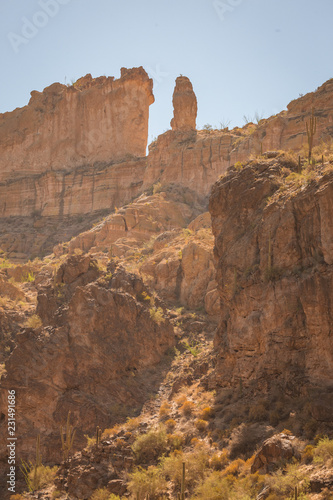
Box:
(0, 68, 332, 499)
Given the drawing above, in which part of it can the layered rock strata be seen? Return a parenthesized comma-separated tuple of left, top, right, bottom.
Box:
(0, 67, 153, 218)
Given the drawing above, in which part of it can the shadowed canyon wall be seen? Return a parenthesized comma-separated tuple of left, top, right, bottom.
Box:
(209, 156, 333, 398)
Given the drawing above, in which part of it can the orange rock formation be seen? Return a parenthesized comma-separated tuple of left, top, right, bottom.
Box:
(0, 67, 153, 217)
(170, 76, 197, 131)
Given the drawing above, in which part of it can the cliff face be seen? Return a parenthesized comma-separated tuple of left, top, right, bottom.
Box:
(0, 254, 174, 479)
(0, 68, 153, 180)
(1, 73, 333, 259)
(0, 68, 153, 217)
(143, 78, 333, 197)
(209, 155, 333, 395)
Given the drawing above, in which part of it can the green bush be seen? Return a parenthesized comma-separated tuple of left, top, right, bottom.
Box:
(192, 470, 264, 500)
(90, 489, 124, 499)
(266, 462, 310, 498)
(132, 426, 168, 463)
(149, 306, 165, 325)
(26, 465, 57, 491)
(192, 471, 231, 499)
(161, 445, 210, 490)
(313, 437, 333, 464)
(24, 314, 42, 329)
(127, 466, 166, 500)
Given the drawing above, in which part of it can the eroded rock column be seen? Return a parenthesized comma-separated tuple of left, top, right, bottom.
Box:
(170, 76, 197, 131)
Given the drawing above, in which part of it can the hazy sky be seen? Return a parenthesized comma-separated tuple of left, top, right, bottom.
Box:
(1, 0, 332, 144)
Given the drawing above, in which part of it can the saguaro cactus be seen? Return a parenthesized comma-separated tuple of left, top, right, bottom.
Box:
(60, 411, 76, 462)
(306, 108, 317, 161)
(96, 425, 102, 448)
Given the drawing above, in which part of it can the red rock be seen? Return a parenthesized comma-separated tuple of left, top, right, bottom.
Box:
(251, 433, 298, 473)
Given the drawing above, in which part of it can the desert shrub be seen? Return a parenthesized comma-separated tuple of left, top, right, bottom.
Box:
(153, 182, 162, 194)
(175, 394, 187, 406)
(192, 471, 231, 499)
(165, 418, 176, 432)
(195, 419, 209, 432)
(222, 458, 245, 477)
(132, 426, 168, 463)
(24, 314, 42, 329)
(301, 445, 314, 464)
(167, 433, 184, 450)
(85, 434, 97, 448)
(149, 306, 165, 325)
(234, 161, 244, 171)
(26, 465, 57, 491)
(159, 400, 171, 419)
(235, 472, 266, 498)
(313, 437, 333, 465)
(278, 151, 298, 170)
(209, 450, 229, 470)
(200, 406, 215, 420)
(266, 462, 310, 498)
(124, 416, 142, 431)
(90, 488, 124, 499)
(249, 402, 268, 422)
(180, 400, 195, 417)
(303, 418, 318, 438)
(193, 470, 263, 500)
(161, 445, 210, 489)
(102, 424, 121, 438)
(21, 271, 35, 283)
(90, 489, 111, 500)
(229, 424, 265, 459)
(127, 466, 166, 500)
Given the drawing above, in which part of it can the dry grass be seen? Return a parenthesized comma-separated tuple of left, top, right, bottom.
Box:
(24, 314, 42, 329)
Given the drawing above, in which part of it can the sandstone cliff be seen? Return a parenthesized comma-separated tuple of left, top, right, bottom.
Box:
(0, 67, 153, 218)
(209, 154, 333, 398)
(143, 79, 333, 196)
(0, 68, 153, 180)
(1, 74, 333, 260)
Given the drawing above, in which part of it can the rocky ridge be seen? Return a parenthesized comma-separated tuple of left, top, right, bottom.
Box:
(1, 75, 333, 259)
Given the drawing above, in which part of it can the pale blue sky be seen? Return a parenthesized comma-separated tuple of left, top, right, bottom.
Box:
(1, 0, 332, 144)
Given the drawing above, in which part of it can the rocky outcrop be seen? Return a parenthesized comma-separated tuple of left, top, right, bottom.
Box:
(67, 186, 205, 255)
(140, 212, 219, 317)
(2, 75, 333, 259)
(251, 433, 299, 473)
(0, 67, 153, 218)
(0, 254, 175, 486)
(0, 68, 153, 181)
(170, 76, 197, 132)
(0, 156, 147, 218)
(143, 78, 333, 196)
(209, 155, 333, 393)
